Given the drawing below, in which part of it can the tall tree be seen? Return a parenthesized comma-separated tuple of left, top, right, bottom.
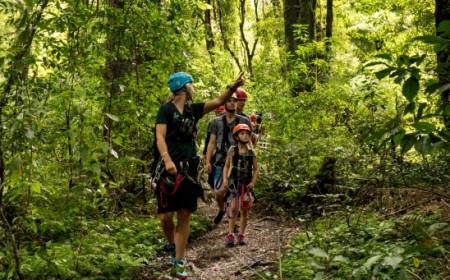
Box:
(435, 0, 450, 130)
(239, 0, 259, 78)
(283, 0, 317, 94)
(204, 0, 216, 66)
(283, 0, 316, 52)
(217, 0, 243, 71)
(325, 0, 333, 54)
(0, 1, 50, 278)
(102, 0, 130, 190)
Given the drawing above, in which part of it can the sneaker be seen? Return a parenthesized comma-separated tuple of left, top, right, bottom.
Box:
(165, 243, 176, 264)
(237, 233, 247, 245)
(214, 210, 226, 224)
(174, 259, 187, 279)
(225, 233, 235, 247)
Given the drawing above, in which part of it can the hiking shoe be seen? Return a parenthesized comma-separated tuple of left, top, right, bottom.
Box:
(165, 243, 176, 264)
(214, 210, 226, 224)
(225, 233, 235, 247)
(174, 259, 187, 279)
(237, 234, 247, 245)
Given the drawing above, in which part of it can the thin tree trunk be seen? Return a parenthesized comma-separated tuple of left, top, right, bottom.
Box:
(102, 0, 128, 185)
(239, 0, 259, 78)
(217, 0, 243, 71)
(325, 0, 333, 54)
(435, 0, 450, 130)
(205, 0, 216, 66)
(0, 1, 49, 278)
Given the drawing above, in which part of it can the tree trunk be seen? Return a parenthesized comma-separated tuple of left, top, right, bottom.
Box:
(102, 0, 128, 185)
(298, 0, 316, 42)
(1, 0, 49, 262)
(0, 1, 49, 277)
(283, 0, 317, 94)
(205, 0, 216, 66)
(435, 0, 450, 130)
(325, 0, 333, 54)
(217, 0, 243, 71)
(239, 0, 259, 78)
(283, 0, 300, 54)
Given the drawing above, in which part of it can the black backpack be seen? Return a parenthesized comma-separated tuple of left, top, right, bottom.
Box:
(214, 114, 246, 165)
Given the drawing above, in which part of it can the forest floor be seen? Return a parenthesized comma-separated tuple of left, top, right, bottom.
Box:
(140, 200, 302, 280)
(139, 186, 450, 279)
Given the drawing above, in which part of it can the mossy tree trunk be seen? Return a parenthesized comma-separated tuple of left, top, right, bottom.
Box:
(435, 0, 450, 130)
(283, 0, 317, 95)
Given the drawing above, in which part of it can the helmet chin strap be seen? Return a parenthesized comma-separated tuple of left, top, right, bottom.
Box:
(176, 88, 192, 101)
(226, 108, 236, 113)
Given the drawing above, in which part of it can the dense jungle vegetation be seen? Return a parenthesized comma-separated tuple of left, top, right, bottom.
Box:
(0, 0, 449, 279)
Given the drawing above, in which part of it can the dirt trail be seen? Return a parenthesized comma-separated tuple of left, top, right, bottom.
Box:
(142, 201, 302, 280)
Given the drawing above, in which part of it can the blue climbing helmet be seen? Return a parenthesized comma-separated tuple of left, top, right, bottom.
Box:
(168, 72, 193, 92)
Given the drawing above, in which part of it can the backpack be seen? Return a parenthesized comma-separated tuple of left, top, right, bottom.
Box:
(214, 115, 246, 165)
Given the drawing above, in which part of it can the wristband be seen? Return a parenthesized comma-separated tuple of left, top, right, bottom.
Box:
(161, 152, 168, 157)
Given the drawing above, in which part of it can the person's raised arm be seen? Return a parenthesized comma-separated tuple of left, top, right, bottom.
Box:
(156, 123, 177, 174)
(203, 72, 245, 114)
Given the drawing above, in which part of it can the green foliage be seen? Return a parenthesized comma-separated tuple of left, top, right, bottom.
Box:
(1, 216, 173, 279)
(280, 211, 449, 279)
(0, 0, 449, 278)
(363, 50, 448, 156)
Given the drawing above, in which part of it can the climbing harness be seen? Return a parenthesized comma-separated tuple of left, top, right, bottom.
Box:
(240, 184, 253, 210)
(226, 181, 252, 218)
(197, 159, 215, 204)
(225, 145, 255, 217)
(231, 145, 254, 183)
(159, 171, 186, 208)
(158, 157, 203, 208)
(150, 157, 165, 191)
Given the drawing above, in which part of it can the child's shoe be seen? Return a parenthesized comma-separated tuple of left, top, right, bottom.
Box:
(237, 233, 247, 245)
(225, 233, 235, 247)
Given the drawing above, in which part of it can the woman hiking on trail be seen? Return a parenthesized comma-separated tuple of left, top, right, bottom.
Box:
(155, 71, 244, 279)
(222, 124, 259, 247)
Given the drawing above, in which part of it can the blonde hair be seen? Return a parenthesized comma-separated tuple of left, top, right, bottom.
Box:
(166, 93, 175, 102)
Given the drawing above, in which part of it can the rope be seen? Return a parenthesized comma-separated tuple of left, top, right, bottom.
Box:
(159, 172, 185, 209)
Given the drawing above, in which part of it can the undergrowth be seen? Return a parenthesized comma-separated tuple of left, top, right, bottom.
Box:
(269, 209, 449, 279)
(0, 213, 209, 279)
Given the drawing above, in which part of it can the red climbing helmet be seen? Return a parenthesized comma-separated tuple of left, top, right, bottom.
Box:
(250, 114, 257, 122)
(235, 88, 247, 100)
(232, 124, 251, 136)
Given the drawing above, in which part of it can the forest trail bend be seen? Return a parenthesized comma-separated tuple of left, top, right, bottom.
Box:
(142, 201, 302, 280)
